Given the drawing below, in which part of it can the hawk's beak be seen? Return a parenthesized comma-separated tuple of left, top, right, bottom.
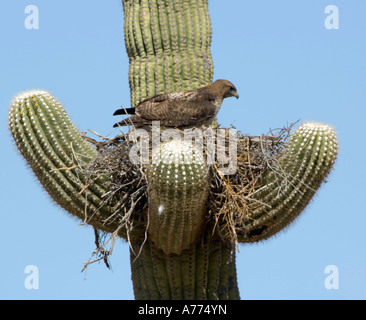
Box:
(233, 91, 239, 99)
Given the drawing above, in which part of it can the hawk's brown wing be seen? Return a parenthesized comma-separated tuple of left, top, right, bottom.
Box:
(134, 91, 217, 127)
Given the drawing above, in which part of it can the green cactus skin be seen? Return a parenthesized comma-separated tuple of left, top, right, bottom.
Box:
(241, 122, 338, 242)
(8, 0, 339, 300)
(8, 90, 121, 235)
(148, 140, 209, 255)
(122, 0, 213, 107)
(130, 222, 239, 300)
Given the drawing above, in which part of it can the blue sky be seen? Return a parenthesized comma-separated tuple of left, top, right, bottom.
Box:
(1, 0, 365, 300)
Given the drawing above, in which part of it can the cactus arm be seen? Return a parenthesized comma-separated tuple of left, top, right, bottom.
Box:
(240, 122, 338, 242)
(148, 140, 209, 255)
(8, 90, 119, 234)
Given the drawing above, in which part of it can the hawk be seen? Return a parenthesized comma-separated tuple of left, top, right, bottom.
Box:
(113, 79, 239, 128)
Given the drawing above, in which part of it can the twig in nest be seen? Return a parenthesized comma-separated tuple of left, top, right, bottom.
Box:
(82, 228, 114, 276)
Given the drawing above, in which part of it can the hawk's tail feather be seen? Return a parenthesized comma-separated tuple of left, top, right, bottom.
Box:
(113, 121, 126, 128)
(113, 107, 136, 116)
(113, 115, 147, 128)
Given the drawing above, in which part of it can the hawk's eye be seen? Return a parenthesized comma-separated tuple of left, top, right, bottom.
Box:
(229, 86, 235, 91)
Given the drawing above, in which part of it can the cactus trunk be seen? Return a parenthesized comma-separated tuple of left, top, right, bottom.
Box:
(130, 223, 240, 300)
(122, 0, 213, 106)
(122, 0, 234, 299)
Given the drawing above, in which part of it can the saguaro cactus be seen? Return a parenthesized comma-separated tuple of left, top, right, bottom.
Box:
(8, 0, 337, 300)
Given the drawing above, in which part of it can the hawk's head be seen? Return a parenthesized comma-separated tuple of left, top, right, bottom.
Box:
(211, 79, 239, 100)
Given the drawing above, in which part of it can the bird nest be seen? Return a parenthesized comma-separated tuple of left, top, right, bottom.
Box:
(80, 123, 294, 266)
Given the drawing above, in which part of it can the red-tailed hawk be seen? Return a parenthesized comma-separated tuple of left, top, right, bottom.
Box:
(113, 79, 239, 128)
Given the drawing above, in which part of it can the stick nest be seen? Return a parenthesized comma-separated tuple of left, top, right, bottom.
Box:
(81, 123, 295, 259)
